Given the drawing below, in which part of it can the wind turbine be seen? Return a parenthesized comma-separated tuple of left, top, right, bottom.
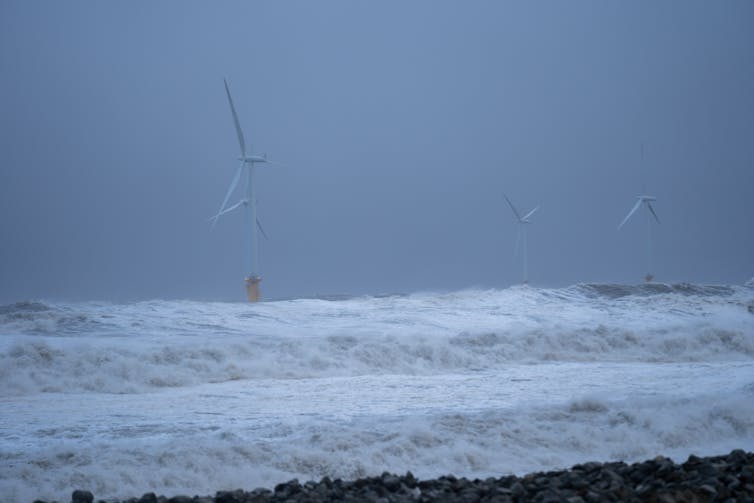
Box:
(504, 194, 539, 285)
(210, 79, 278, 302)
(618, 194, 660, 283)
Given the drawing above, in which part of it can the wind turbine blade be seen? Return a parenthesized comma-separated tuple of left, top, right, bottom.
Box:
(264, 160, 286, 168)
(208, 199, 247, 223)
(646, 202, 660, 224)
(224, 79, 246, 156)
(522, 205, 540, 221)
(618, 199, 642, 229)
(211, 162, 243, 228)
(257, 218, 269, 240)
(503, 194, 522, 221)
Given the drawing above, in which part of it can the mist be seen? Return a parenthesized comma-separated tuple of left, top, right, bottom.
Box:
(1, 1, 752, 302)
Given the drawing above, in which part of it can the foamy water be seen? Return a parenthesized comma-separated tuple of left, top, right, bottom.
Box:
(1, 283, 753, 502)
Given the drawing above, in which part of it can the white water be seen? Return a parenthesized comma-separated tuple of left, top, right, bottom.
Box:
(1, 283, 753, 502)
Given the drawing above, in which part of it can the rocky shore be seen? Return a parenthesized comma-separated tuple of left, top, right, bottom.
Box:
(36, 450, 754, 503)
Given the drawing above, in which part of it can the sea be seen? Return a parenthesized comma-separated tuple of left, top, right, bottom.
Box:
(1, 282, 753, 502)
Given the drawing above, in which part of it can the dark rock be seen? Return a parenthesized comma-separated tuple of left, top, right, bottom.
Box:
(699, 484, 717, 498)
(539, 489, 562, 503)
(456, 488, 480, 503)
(166, 496, 192, 503)
(656, 493, 677, 503)
(216, 489, 246, 503)
(582, 491, 601, 503)
(510, 481, 526, 497)
(576, 462, 602, 474)
(562, 473, 589, 490)
(408, 486, 422, 500)
(382, 473, 402, 492)
(728, 448, 747, 461)
(635, 483, 652, 496)
(137, 493, 158, 503)
(354, 476, 372, 489)
(71, 490, 94, 503)
(418, 479, 437, 490)
(742, 466, 754, 482)
(686, 454, 703, 464)
(532, 476, 550, 487)
(404, 471, 418, 487)
(273, 479, 301, 499)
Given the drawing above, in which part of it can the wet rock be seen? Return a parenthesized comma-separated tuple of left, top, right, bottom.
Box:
(699, 484, 718, 497)
(71, 490, 93, 503)
(510, 481, 526, 497)
(539, 488, 562, 503)
(215, 489, 245, 503)
(137, 493, 158, 503)
(404, 471, 418, 487)
(381, 472, 402, 492)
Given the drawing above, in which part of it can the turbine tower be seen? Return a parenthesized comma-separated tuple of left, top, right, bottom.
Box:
(618, 194, 660, 283)
(504, 194, 539, 285)
(210, 79, 276, 302)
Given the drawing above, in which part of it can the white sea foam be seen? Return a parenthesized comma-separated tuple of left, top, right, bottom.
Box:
(1, 284, 753, 502)
(1, 284, 752, 395)
(2, 366, 753, 502)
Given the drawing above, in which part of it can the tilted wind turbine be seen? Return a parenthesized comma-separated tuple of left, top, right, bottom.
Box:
(210, 79, 279, 302)
(504, 194, 539, 285)
(618, 193, 660, 283)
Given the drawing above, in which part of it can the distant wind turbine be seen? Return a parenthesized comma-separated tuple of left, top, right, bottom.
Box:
(209, 79, 280, 302)
(618, 194, 660, 283)
(504, 194, 539, 285)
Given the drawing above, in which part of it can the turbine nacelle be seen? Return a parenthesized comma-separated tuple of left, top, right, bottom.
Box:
(239, 154, 268, 164)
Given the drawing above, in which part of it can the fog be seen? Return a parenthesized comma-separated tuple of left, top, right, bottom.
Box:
(1, 1, 752, 302)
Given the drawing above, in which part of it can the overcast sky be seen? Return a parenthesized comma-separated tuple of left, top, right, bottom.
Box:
(1, 1, 752, 302)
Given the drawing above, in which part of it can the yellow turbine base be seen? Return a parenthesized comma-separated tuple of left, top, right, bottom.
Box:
(245, 276, 261, 302)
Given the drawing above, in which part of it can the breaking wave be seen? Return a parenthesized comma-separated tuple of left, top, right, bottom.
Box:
(1, 283, 752, 395)
(3, 381, 753, 502)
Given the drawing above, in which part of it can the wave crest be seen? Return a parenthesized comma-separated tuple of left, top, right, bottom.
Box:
(1, 283, 752, 394)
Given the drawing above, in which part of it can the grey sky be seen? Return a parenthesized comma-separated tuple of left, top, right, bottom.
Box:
(1, 1, 752, 302)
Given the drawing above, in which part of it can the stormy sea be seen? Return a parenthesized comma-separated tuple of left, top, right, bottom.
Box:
(1, 282, 753, 502)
